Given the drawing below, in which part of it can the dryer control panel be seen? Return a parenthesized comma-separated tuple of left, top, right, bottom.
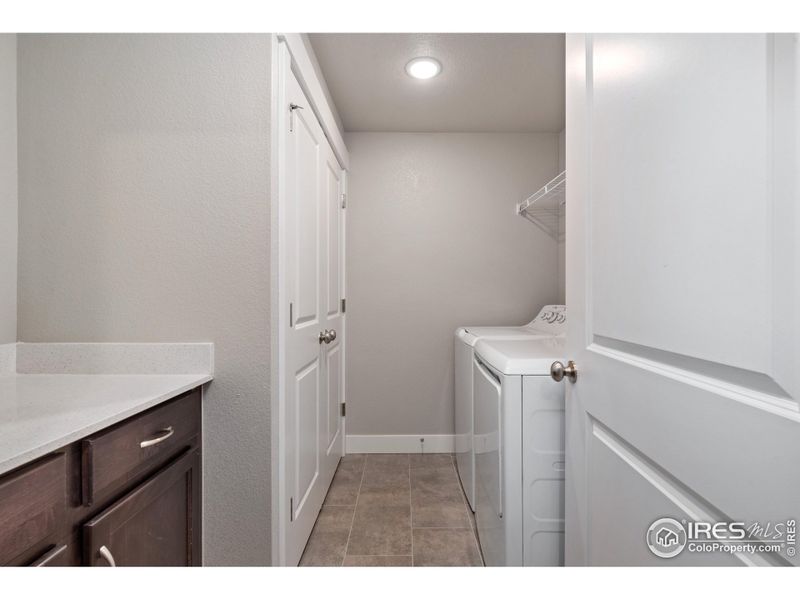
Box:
(526, 304, 566, 334)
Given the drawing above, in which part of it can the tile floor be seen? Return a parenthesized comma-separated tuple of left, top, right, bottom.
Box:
(299, 453, 483, 567)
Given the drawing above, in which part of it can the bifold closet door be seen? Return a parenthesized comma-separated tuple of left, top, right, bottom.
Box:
(565, 34, 799, 566)
(282, 57, 345, 566)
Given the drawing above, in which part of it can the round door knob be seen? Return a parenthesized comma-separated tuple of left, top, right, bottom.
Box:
(550, 360, 577, 383)
(318, 329, 337, 344)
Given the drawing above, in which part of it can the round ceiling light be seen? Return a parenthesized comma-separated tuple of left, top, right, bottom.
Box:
(405, 57, 442, 80)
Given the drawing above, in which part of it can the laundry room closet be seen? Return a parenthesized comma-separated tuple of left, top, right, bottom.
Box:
(273, 33, 567, 566)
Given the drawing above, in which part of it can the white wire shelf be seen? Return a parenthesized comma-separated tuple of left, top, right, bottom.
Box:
(517, 170, 566, 240)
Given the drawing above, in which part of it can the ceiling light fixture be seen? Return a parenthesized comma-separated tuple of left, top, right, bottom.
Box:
(405, 57, 442, 80)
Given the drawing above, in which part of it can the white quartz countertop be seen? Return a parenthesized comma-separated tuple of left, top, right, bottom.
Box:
(0, 373, 212, 477)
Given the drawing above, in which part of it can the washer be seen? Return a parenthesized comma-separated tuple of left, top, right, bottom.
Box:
(454, 305, 565, 511)
(472, 336, 566, 566)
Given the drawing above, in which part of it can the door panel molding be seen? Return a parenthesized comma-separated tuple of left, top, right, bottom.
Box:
(325, 343, 342, 455)
(590, 335, 797, 415)
(592, 418, 783, 566)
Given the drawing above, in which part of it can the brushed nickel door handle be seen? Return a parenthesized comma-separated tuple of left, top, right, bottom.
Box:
(140, 426, 175, 448)
(318, 329, 337, 344)
(550, 360, 577, 383)
(98, 545, 117, 567)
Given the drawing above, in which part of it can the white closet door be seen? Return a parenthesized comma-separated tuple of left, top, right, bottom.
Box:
(282, 56, 345, 566)
(321, 140, 345, 463)
(565, 34, 799, 566)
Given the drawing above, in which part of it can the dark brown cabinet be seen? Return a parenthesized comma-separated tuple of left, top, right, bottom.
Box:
(83, 449, 201, 566)
(0, 388, 202, 567)
(0, 454, 66, 565)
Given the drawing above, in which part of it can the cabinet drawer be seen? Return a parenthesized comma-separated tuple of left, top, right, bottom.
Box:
(82, 389, 200, 505)
(29, 543, 70, 566)
(0, 454, 66, 565)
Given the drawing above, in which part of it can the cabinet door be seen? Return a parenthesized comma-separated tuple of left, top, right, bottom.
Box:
(0, 454, 66, 565)
(83, 449, 201, 566)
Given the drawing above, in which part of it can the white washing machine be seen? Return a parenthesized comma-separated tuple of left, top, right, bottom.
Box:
(472, 336, 565, 566)
(454, 305, 565, 511)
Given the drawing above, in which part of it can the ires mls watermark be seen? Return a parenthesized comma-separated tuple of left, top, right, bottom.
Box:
(646, 517, 797, 559)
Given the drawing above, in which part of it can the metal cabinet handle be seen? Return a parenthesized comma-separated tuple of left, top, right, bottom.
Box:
(98, 545, 116, 567)
(550, 360, 578, 383)
(139, 426, 175, 448)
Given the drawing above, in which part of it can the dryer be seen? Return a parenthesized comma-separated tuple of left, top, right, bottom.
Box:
(472, 336, 565, 566)
(454, 305, 565, 511)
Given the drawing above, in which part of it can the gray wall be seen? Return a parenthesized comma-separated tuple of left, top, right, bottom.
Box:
(345, 132, 561, 436)
(16, 34, 272, 565)
(0, 34, 17, 344)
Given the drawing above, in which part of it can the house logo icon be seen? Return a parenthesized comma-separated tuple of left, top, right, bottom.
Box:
(646, 518, 687, 558)
(656, 527, 679, 547)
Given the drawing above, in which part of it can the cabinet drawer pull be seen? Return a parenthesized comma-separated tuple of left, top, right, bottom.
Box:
(98, 545, 116, 567)
(139, 426, 175, 448)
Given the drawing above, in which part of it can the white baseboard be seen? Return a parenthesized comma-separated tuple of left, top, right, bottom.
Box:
(346, 434, 455, 454)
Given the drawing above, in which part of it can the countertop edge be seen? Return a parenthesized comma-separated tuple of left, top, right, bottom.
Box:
(0, 373, 212, 478)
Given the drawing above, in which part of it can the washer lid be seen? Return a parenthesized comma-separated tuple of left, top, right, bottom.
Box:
(474, 337, 565, 376)
(457, 325, 551, 347)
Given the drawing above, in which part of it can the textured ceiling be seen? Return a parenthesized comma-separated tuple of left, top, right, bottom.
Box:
(308, 33, 565, 133)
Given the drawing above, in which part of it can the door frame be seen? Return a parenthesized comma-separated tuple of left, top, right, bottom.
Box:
(270, 33, 349, 566)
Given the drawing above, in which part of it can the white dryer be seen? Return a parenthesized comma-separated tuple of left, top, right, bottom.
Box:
(472, 336, 565, 566)
(454, 305, 565, 511)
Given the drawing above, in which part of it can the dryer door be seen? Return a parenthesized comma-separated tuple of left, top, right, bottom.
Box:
(473, 356, 503, 566)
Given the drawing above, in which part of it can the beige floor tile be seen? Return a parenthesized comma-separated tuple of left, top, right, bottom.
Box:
(365, 453, 410, 472)
(299, 506, 355, 566)
(358, 478, 410, 507)
(339, 453, 367, 470)
(324, 464, 363, 506)
(302, 453, 481, 567)
(409, 453, 454, 469)
(411, 466, 464, 502)
(347, 505, 412, 556)
(412, 528, 483, 567)
(343, 555, 412, 566)
(411, 497, 471, 528)
(362, 463, 409, 485)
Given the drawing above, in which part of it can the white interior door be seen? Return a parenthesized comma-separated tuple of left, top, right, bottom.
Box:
(282, 55, 345, 566)
(565, 34, 799, 566)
